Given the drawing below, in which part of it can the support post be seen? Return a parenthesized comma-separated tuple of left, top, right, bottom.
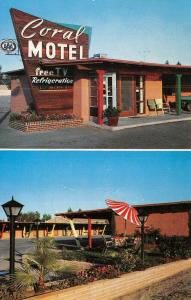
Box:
(10, 216, 15, 274)
(96, 70, 105, 125)
(176, 74, 182, 115)
(36, 225, 39, 239)
(140, 222, 145, 265)
(88, 218, 92, 249)
(124, 219, 127, 237)
(111, 211, 116, 236)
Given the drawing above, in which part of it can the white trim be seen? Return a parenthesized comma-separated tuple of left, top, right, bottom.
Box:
(103, 73, 117, 109)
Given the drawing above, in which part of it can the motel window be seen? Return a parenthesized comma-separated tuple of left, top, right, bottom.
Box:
(162, 76, 176, 97)
(89, 77, 98, 107)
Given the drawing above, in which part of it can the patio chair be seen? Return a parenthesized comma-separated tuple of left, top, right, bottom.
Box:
(155, 98, 170, 114)
(102, 236, 115, 254)
(147, 99, 157, 115)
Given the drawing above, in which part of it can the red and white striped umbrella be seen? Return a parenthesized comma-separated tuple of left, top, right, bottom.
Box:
(106, 199, 140, 226)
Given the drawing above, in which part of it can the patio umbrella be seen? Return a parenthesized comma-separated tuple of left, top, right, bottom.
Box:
(106, 199, 140, 226)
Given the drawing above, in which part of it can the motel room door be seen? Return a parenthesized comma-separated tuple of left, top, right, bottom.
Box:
(120, 76, 136, 116)
(103, 73, 117, 109)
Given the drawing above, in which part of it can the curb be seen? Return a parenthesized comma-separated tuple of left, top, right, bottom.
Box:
(0, 111, 10, 124)
(86, 117, 191, 131)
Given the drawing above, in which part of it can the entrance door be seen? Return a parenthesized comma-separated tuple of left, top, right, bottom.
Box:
(103, 73, 117, 109)
(136, 76, 145, 114)
(120, 76, 135, 116)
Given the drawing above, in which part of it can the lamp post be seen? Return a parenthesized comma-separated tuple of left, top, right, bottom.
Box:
(34, 219, 41, 240)
(1, 196, 23, 274)
(138, 211, 148, 265)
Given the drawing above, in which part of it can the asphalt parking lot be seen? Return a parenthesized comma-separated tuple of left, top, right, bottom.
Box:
(0, 115, 191, 149)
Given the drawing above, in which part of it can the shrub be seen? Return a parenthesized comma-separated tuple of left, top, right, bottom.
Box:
(0, 275, 26, 300)
(157, 236, 191, 259)
(78, 265, 120, 282)
(134, 227, 161, 244)
(9, 112, 76, 123)
(115, 249, 141, 272)
(49, 265, 120, 291)
(103, 106, 121, 118)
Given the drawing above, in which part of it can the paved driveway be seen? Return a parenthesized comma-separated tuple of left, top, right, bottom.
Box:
(0, 115, 191, 149)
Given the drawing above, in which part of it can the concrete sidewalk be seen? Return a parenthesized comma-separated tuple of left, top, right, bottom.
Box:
(88, 112, 191, 131)
(27, 259, 191, 300)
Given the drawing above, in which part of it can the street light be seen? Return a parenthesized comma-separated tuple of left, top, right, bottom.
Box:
(34, 219, 41, 239)
(1, 196, 23, 274)
(138, 211, 148, 265)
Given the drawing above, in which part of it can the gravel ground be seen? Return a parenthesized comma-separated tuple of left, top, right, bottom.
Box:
(128, 269, 191, 300)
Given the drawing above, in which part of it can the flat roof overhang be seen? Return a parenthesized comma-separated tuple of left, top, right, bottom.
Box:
(42, 58, 191, 75)
(56, 200, 191, 219)
(4, 59, 191, 76)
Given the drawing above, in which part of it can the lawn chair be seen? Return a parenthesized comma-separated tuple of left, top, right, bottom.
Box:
(147, 99, 157, 115)
(155, 98, 170, 114)
(102, 236, 115, 254)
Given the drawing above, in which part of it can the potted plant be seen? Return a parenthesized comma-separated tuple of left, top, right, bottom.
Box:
(104, 106, 121, 126)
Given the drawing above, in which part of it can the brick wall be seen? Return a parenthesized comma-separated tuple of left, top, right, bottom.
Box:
(9, 119, 83, 132)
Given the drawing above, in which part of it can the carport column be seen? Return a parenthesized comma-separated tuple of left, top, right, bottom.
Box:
(96, 70, 105, 125)
(176, 74, 182, 115)
(88, 218, 92, 249)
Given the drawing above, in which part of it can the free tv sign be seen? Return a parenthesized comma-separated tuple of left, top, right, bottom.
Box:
(10, 8, 90, 61)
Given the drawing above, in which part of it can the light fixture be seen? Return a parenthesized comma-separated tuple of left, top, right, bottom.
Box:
(1, 196, 24, 274)
(2, 196, 23, 218)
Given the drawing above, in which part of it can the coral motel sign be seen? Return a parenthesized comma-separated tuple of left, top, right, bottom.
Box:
(7, 8, 191, 125)
(21, 19, 86, 60)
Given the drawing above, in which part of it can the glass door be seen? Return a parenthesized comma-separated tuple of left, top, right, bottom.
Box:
(103, 73, 117, 109)
(136, 76, 145, 114)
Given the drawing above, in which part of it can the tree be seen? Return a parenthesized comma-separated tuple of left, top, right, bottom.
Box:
(14, 238, 61, 292)
(67, 207, 73, 212)
(17, 211, 40, 222)
(41, 214, 52, 221)
(165, 60, 169, 64)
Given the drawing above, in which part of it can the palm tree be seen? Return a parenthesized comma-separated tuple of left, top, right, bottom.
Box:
(15, 238, 61, 292)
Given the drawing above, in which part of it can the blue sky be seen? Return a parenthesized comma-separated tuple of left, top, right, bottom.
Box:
(0, 151, 190, 219)
(1, 0, 191, 71)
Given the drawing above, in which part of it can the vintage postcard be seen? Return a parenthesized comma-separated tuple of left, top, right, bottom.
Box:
(0, 1, 191, 300)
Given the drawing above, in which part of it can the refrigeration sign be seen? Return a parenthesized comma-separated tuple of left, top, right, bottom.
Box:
(30, 66, 74, 89)
(31, 76, 73, 87)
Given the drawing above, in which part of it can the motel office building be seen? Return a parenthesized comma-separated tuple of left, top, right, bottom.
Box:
(7, 9, 191, 125)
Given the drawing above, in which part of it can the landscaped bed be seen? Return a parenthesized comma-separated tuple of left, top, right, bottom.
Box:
(1, 236, 191, 300)
(9, 112, 83, 132)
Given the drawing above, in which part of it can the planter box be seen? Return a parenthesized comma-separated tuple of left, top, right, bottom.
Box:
(24, 259, 191, 300)
(9, 119, 83, 133)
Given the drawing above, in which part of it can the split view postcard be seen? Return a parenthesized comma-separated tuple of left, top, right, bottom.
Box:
(0, 0, 190, 149)
(0, 1, 191, 300)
